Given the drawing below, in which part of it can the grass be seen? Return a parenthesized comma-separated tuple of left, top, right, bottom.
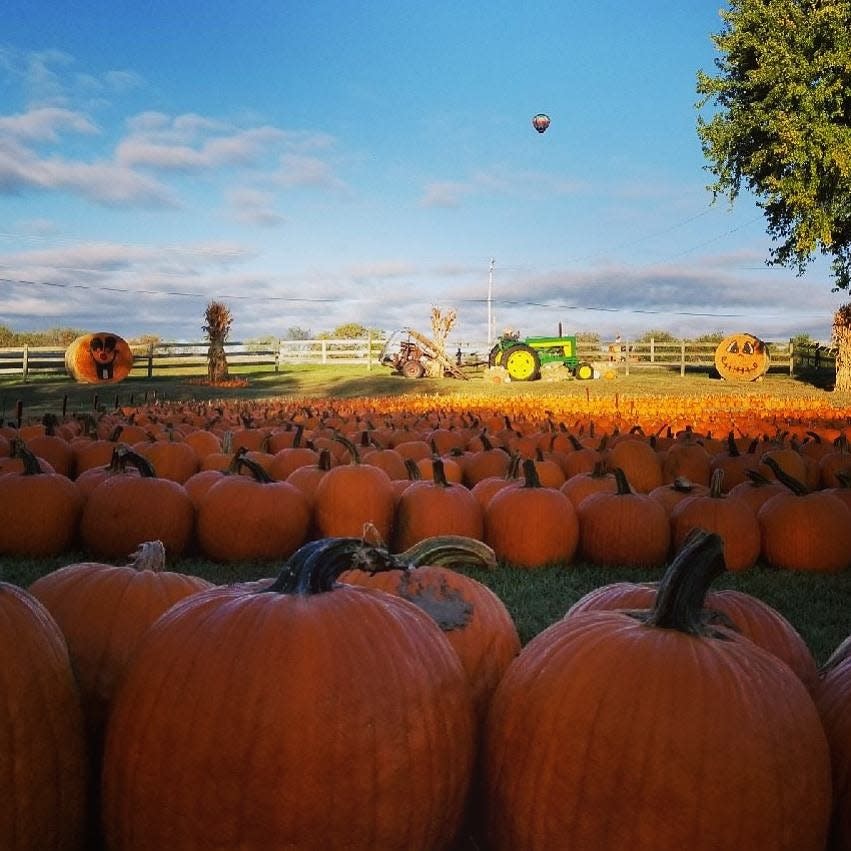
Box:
(1, 361, 847, 424)
(3, 550, 848, 666)
(2, 364, 850, 665)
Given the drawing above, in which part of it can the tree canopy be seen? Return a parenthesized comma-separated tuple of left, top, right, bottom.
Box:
(696, 0, 851, 288)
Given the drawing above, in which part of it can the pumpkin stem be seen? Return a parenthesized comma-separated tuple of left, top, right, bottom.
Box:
(642, 529, 727, 635)
(15, 443, 47, 475)
(708, 468, 725, 498)
(395, 535, 497, 570)
(610, 466, 633, 495)
(520, 458, 542, 489)
(128, 540, 167, 572)
(115, 446, 157, 478)
(430, 456, 451, 487)
(333, 432, 362, 464)
(761, 455, 808, 495)
(265, 538, 398, 595)
(235, 453, 274, 483)
(725, 431, 741, 457)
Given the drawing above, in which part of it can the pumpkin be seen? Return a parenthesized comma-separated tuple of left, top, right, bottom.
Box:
(481, 531, 831, 850)
(28, 541, 212, 741)
(65, 331, 134, 383)
(195, 453, 310, 561)
(670, 469, 761, 571)
(101, 538, 475, 849)
(484, 458, 580, 568)
(565, 575, 819, 693)
(0, 444, 82, 556)
(392, 456, 484, 552)
(0, 582, 87, 850)
(577, 466, 671, 567)
(79, 448, 194, 559)
(312, 434, 396, 541)
(606, 433, 663, 493)
(757, 456, 851, 573)
(339, 535, 519, 721)
(816, 652, 851, 851)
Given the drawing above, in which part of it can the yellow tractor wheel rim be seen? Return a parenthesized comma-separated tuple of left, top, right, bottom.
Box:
(576, 363, 594, 380)
(505, 350, 538, 380)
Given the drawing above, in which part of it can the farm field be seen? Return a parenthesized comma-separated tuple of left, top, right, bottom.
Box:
(3, 362, 851, 850)
(2, 364, 850, 663)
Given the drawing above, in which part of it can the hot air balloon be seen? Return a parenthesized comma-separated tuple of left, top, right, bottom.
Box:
(532, 113, 551, 134)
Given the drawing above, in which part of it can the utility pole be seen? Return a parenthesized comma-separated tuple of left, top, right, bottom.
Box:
(487, 257, 495, 347)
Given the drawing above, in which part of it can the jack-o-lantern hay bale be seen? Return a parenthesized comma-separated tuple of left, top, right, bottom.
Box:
(65, 332, 134, 384)
(714, 332, 770, 382)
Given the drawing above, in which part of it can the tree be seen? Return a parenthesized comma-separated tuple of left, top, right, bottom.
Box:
(203, 301, 233, 384)
(696, 0, 851, 388)
(285, 327, 312, 340)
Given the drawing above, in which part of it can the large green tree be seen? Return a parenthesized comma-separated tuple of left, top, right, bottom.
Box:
(696, 0, 851, 387)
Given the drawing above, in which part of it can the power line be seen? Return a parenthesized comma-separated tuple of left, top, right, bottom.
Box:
(0, 274, 834, 320)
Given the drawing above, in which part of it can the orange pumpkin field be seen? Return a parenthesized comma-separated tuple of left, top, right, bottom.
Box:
(1, 389, 851, 849)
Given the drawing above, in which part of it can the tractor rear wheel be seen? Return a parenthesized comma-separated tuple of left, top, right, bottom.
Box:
(574, 361, 594, 381)
(401, 359, 425, 379)
(503, 344, 540, 381)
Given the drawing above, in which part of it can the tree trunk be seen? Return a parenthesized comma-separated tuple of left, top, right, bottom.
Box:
(833, 304, 851, 392)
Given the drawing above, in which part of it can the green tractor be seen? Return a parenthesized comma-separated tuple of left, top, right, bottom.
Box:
(488, 329, 595, 382)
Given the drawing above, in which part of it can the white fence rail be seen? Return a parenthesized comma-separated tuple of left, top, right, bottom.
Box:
(0, 336, 832, 382)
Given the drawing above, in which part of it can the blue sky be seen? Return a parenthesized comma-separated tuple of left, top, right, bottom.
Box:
(0, 1, 846, 347)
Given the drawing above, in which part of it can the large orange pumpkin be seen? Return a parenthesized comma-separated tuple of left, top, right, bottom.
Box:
(816, 652, 851, 851)
(65, 331, 134, 383)
(0, 582, 87, 850)
(102, 538, 475, 849)
(481, 531, 831, 850)
(28, 541, 212, 741)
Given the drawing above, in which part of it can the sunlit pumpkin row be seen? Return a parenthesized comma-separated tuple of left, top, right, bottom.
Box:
(3, 399, 851, 573)
(2, 528, 849, 849)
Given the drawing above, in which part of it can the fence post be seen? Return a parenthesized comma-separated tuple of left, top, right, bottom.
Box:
(147, 343, 154, 378)
(788, 340, 794, 377)
(275, 339, 281, 373)
(650, 337, 655, 363)
(680, 339, 686, 377)
(367, 332, 372, 371)
(624, 338, 630, 376)
(21, 344, 29, 383)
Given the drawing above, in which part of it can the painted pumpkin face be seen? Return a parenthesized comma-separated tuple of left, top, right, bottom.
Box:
(715, 333, 770, 382)
(65, 332, 134, 383)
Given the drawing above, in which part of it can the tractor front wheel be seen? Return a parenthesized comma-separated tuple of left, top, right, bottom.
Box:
(503, 345, 541, 381)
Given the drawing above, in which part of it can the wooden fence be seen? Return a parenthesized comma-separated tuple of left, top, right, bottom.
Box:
(0, 336, 835, 382)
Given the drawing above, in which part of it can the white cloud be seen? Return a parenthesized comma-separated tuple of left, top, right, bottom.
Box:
(225, 188, 285, 227)
(0, 107, 97, 142)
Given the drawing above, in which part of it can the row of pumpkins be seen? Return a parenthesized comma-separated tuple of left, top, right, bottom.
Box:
(4, 527, 851, 849)
(3, 406, 851, 573)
